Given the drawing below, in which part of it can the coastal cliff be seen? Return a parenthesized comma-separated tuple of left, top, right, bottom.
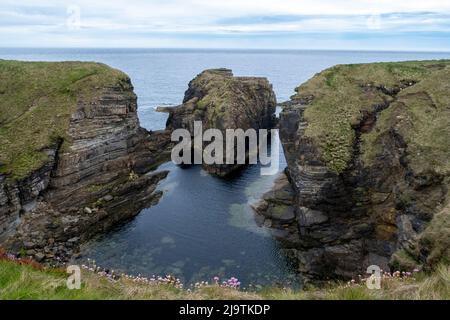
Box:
(0, 60, 169, 262)
(165, 68, 277, 176)
(255, 60, 450, 280)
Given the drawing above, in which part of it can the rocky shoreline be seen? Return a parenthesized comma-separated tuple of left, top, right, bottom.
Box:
(253, 61, 450, 280)
(0, 61, 172, 264)
(1, 60, 449, 282)
(0, 63, 279, 266)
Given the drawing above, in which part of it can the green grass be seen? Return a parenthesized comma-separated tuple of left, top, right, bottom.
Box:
(361, 65, 450, 176)
(183, 69, 274, 130)
(188, 70, 244, 128)
(0, 259, 259, 300)
(1, 259, 449, 300)
(0, 60, 131, 180)
(390, 191, 450, 273)
(291, 60, 450, 173)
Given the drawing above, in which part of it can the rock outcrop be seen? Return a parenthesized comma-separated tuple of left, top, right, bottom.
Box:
(252, 173, 300, 246)
(0, 61, 170, 262)
(255, 61, 450, 280)
(165, 68, 277, 176)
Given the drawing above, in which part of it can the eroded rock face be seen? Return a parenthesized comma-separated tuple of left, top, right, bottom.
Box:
(165, 68, 277, 176)
(44, 78, 170, 208)
(257, 61, 450, 280)
(252, 173, 300, 246)
(0, 149, 58, 242)
(0, 62, 170, 262)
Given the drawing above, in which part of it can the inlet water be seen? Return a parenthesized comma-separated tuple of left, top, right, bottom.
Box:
(1, 48, 449, 286)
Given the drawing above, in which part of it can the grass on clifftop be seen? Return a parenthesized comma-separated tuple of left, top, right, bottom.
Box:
(1, 258, 449, 300)
(291, 60, 450, 174)
(392, 199, 450, 271)
(0, 60, 130, 180)
(186, 69, 274, 129)
(0, 259, 259, 300)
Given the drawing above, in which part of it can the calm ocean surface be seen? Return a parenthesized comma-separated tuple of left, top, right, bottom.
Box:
(2, 48, 449, 286)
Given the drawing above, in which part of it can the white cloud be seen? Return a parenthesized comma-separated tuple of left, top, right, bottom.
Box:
(0, 0, 449, 48)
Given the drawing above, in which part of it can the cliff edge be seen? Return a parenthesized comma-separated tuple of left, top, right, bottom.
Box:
(0, 60, 169, 262)
(255, 60, 450, 279)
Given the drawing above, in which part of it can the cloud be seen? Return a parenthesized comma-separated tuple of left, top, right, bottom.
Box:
(0, 0, 449, 50)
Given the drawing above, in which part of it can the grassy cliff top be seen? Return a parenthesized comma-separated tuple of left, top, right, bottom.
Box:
(184, 68, 275, 129)
(291, 60, 450, 174)
(0, 60, 131, 180)
(0, 257, 448, 300)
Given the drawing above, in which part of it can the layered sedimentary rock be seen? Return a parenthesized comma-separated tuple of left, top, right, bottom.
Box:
(44, 75, 170, 208)
(165, 68, 277, 176)
(0, 61, 170, 261)
(255, 61, 450, 280)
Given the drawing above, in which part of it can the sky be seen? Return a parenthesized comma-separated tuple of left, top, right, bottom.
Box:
(1, 0, 450, 51)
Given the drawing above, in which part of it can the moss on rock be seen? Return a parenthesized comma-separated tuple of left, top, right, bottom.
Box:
(290, 60, 450, 174)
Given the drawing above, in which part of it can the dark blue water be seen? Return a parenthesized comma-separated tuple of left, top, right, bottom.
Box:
(2, 48, 449, 286)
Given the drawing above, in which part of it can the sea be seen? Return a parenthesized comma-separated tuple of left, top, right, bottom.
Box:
(1, 48, 448, 287)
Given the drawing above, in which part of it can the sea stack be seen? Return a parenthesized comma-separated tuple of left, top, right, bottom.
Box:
(165, 68, 277, 177)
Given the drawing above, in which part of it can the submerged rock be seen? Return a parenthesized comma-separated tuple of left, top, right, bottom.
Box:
(257, 60, 450, 280)
(165, 68, 277, 177)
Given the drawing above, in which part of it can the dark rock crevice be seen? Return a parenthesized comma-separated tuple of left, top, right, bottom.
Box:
(347, 79, 419, 173)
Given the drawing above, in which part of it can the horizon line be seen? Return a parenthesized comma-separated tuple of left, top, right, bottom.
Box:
(1, 47, 450, 54)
